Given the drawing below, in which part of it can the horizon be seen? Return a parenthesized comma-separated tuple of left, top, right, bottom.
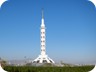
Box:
(0, 0, 96, 64)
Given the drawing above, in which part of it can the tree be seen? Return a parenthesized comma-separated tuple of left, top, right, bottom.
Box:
(0, 59, 7, 67)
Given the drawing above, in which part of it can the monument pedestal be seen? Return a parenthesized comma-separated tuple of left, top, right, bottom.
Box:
(33, 54, 54, 63)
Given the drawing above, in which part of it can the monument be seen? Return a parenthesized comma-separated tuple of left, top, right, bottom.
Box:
(33, 10, 54, 63)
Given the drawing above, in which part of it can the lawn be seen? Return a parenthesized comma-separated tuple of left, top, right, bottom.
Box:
(4, 65, 94, 72)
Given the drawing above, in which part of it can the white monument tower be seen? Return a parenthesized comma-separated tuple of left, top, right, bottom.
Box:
(33, 10, 54, 63)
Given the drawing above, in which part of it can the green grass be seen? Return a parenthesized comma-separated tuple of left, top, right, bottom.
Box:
(4, 65, 94, 72)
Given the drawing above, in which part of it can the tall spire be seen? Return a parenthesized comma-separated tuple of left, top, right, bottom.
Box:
(42, 9, 44, 19)
(41, 9, 45, 26)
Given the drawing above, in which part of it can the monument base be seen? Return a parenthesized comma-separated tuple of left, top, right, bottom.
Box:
(33, 55, 54, 63)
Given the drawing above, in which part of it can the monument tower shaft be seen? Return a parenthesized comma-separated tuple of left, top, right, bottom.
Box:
(41, 10, 46, 55)
(33, 10, 54, 63)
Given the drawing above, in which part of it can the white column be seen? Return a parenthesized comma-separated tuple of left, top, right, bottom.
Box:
(41, 18, 46, 56)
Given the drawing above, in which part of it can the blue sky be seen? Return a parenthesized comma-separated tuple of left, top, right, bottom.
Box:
(0, 0, 96, 64)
